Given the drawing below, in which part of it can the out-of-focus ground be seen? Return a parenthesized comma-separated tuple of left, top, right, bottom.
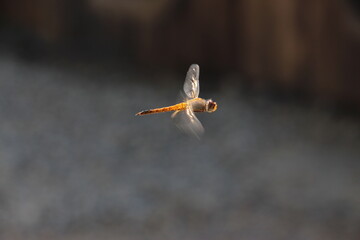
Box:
(0, 50, 359, 240)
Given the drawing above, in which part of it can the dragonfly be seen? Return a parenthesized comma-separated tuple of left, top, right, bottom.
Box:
(136, 64, 217, 138)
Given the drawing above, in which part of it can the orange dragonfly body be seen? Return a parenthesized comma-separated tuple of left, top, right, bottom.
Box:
(136, 64, 217, 137)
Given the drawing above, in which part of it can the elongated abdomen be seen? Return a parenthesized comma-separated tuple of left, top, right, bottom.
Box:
(136, 102, 187, 116)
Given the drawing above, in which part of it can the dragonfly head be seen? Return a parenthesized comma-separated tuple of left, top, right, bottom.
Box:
(205, 99, 217, 113)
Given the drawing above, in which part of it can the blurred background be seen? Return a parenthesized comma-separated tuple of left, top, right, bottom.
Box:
(0, 0, 360, 239)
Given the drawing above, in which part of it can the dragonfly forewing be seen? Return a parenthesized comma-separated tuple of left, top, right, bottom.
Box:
(183, 64, 200, 99)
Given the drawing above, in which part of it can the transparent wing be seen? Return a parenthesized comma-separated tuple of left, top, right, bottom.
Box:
(183, 64, 200, 99)
(172, 106, 204, 139)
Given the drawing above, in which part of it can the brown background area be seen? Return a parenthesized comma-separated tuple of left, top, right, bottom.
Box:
(1, 0, 360, 106)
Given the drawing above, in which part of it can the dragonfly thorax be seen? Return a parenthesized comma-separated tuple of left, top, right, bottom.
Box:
(189, 98, 217, 113)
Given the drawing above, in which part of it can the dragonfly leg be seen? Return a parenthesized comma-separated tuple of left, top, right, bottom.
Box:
(171, 110, 180, 118)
